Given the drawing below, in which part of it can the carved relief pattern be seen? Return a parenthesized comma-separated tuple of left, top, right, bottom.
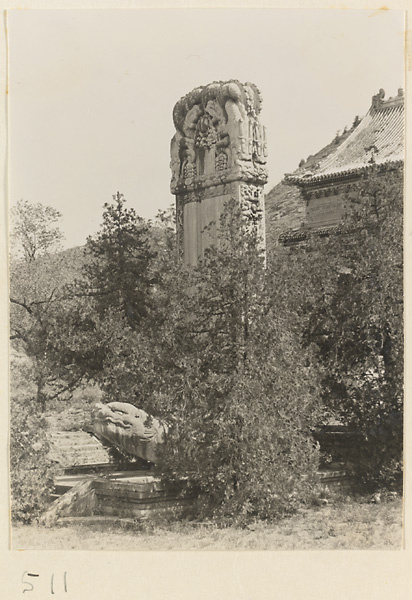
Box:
(170, 81, 268, 195)
(171, 82, 268, 264)
(240, 183, 264, 228)
(309, 182, 351, 200)
(215, 151, 228, 172)
(178, 183, 237, 206)
(183, 162, 196, 178)
(176, 200, 184, 260)
(195, 114, 218, 149)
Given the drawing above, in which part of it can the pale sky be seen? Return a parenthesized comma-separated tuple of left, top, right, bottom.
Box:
(7, 8, 405, 249)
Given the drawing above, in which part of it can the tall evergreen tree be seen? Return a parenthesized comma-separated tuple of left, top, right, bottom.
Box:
(82, 192, 157, 330)
(43, 194, 161, 392)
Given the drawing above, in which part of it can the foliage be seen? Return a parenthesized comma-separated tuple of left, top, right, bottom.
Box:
(40, 193, 165, 398)
(10, 200, 85, 407)
(8, 201, 72, 521)
(98, 201, 322, 522)
(295, 167, 403, 489)
(11, 199, 64, 262)
(10, 400, 56, 524)
(10, 247, 86, 407)
(9, 354, 56, 523)
(9, 194, 160, 409)
(9, 169, 403, 523)
(81, 192, 157, 330)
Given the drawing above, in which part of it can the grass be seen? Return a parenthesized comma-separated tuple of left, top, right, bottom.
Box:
(12, 496, 403, 551)
(13, 396, 403, 550)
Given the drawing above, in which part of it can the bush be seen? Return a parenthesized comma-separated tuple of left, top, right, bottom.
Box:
(100, 202, 322, 523)
(296, 168, 404, 491)
(10, 395, 56, 523)
(341, 388, 403, 492)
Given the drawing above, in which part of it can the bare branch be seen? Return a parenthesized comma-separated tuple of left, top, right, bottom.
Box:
(10, 297, 33, 314)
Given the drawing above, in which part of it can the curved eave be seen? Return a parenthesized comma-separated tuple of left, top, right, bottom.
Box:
(284, 159, 403, 187)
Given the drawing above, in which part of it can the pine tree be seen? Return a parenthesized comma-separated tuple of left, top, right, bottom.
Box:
(82, 192, 157, 330)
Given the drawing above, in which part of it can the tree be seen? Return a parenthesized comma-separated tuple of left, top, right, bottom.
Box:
(99, 201, 322, 522)
(11, 199, 64, 262)
(9, 351, 56, 523)
(43, 193, 162, 394)
(8, 198, 67, 517)
(9, 201, 84, 407)
(298, 167, 403, 489)
(81, 192, 157, 330)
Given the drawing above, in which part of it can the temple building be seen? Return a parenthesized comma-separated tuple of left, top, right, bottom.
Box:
(269, 88, 404, 246)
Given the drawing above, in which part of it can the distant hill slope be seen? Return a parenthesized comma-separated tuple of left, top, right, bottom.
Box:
(56, 245, 87, 280)
(265, 119, 361, 248)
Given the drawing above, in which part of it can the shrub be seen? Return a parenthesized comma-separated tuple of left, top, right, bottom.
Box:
(10, 395, 56, 523)
(297, 168, 403, 491)
(100, 202, 322, 523)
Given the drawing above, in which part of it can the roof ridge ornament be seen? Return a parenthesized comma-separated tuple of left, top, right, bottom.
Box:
(371, 88, 385, 110)
(371, 87, 404, 112)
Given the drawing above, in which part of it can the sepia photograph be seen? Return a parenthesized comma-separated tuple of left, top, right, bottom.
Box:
(7, 7, 405, 555)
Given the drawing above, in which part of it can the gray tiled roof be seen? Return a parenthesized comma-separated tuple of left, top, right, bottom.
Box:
(286, 89, 404, 185)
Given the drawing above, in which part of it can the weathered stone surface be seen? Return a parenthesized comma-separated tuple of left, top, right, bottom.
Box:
(91, 402, 167, 463)
(48, 430, 113, 468)
(40, 479, 97, 527)
(42, 472, 198, 524)
(171, 80, 268, 265)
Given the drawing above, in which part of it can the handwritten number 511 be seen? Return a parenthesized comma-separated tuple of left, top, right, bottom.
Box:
(21, 571, 68, 594)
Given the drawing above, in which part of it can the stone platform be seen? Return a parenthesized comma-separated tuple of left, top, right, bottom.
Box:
(43, 470, 199, 525)
(44, 465, 350, 526)
(44, 427, 351, 525)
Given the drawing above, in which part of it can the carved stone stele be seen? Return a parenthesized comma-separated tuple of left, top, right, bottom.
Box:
(170, 80, 268, 265)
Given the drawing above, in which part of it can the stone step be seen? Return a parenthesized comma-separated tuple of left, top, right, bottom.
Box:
(48, 430, 113, 469)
